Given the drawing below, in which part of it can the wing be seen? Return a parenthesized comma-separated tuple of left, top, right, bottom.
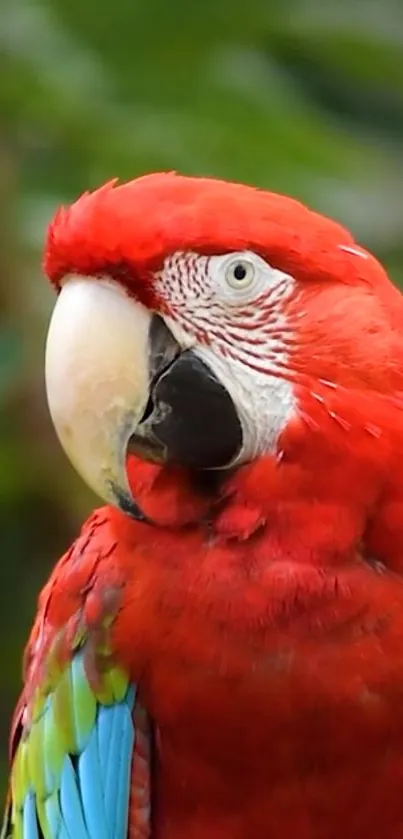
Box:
(1, 510, 152, 839)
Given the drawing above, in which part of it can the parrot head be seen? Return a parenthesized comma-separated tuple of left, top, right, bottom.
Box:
(44, 172, 403, 525)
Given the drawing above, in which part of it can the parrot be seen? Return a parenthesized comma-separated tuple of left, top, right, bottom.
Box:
(3, 171, 403, 839)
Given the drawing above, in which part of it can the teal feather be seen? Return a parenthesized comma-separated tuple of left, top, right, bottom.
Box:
(78, 726, 109, 839)
(8, 648, 138, 839)
(59, 758, 88, 839)
(103, 686, 135, 838)
(100, 705, 118, 834)
(22, 795, 39, 839)
(44, 792, 61, 838)
(114, 695, 135, 839)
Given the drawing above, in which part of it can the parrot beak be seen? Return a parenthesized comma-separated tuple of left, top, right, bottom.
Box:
(45, 276, 242, 519)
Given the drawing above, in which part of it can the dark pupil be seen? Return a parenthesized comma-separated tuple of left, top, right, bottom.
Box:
(233, 263, 247, 281)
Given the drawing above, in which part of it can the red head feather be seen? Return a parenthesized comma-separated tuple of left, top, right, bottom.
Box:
(44, 171, 391, 298)
(44, 171, 403, 393)
(43, 173, 403, 571)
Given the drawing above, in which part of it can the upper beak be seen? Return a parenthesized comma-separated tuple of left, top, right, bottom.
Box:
(45, 276, 156, 517)
(45, 276, 242, 519)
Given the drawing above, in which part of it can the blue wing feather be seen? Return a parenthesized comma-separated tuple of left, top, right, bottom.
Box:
(102, 687, 135, 839)
(97, 704, 113, 777)
(6, 649, 141, 839)
(59, 758, 88, 839)
(111, 690, 135, 839)
(102, 705, 120, 833)
(22, 795, 39, 839)
(77, 725, 109, 839)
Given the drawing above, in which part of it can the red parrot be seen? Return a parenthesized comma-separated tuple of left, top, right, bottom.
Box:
(3, 172, 403, 839)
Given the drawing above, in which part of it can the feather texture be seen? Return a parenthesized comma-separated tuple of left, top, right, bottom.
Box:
(5, 646, 136, 839)
(8, 165, 403, 839)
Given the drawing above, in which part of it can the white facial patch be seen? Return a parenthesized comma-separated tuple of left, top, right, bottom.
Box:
(155, 251, 297, 463)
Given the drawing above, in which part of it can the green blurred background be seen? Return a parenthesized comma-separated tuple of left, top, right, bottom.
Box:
(1, 0, 403, 805)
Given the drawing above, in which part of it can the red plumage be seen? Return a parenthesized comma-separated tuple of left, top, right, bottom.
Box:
(13, 173, 403, 836)
(45, 172, 381, 290)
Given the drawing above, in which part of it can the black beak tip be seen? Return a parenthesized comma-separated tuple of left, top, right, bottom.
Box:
(109, 482, 153, 524)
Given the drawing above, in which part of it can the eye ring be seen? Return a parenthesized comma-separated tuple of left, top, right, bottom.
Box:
(225, 259, 256, 290)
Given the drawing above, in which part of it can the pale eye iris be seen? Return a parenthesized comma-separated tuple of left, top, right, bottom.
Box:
(225, 260, 255, 290)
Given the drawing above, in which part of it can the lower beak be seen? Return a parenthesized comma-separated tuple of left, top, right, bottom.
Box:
(45, 276, 242, 518)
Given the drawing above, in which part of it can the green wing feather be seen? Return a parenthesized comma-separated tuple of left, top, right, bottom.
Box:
(3, 632, 136, 839)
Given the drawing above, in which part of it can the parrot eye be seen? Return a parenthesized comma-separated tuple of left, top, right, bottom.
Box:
(225, 259, 255, 290)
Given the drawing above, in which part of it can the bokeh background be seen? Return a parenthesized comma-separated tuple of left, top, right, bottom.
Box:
(1, 0, 403, 806)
